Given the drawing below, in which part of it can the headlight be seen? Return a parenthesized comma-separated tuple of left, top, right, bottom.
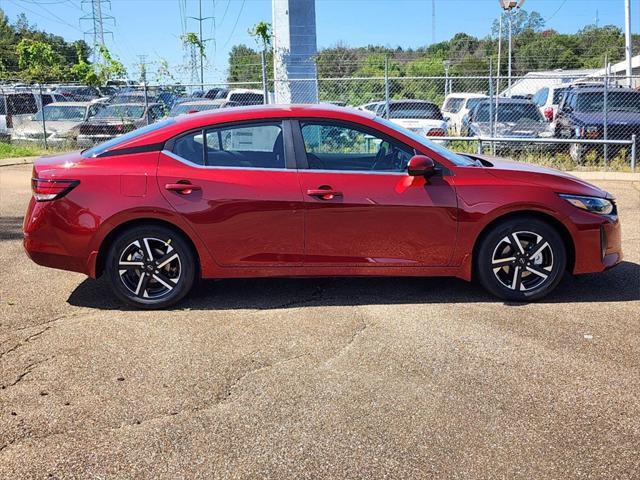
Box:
(559, 194, 614, 215)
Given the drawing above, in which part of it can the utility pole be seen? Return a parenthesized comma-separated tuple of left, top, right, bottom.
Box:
(624, 0, 633, 87)
(81, 0, 114, 63)
(432, 0, 436, 45)
(187, 0, 214, 88)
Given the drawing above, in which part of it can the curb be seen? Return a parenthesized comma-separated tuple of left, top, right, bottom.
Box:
(0, 157, 38, 167)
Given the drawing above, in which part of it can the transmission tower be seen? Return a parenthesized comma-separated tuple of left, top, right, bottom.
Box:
(81, 0, 114, 63)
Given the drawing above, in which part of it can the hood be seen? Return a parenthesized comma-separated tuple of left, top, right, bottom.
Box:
(14, 120, 80, 136)
(473, 120, 549, 137)
(467, 153, 610, 199)
(86, 118, 140, 125)
(573, 111, 640, 126)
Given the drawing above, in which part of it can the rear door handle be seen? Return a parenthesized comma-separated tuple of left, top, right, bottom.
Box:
(165, 182, 202, 195)
(306, 188, 343, 200)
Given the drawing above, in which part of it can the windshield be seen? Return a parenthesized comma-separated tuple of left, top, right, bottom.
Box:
(389, 102, 443, 120)
(443, 98, 464, 113)
(95, 105, 145, 119)
(82, 118, 175, 158)
(169, 103, 220, 116)
(576, 91, 640, 113)
(112, 95, 156, 104)
(374, 116, 476, 167)
(475, 102, 542, 123)
(33, 105, 86, 122)
(466, 98, 485, 111)
(228, 93, 263, 104)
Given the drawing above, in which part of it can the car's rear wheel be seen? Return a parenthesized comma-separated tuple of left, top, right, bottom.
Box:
(106, 225, 196, 309)
(476, 218, 566, 302)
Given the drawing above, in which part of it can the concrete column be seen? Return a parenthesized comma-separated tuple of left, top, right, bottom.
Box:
(272, 0, 319, 104)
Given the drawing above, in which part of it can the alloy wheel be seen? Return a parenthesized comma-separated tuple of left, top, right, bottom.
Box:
(117, 237, 182, 299)
(491, 231, 554, 292)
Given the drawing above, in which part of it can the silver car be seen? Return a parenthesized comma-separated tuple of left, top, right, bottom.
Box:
(11, 102, 103, 144)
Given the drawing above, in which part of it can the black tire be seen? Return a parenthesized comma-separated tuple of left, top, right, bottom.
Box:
(476, 217, 566, 302)
(105, 224, 196, 309)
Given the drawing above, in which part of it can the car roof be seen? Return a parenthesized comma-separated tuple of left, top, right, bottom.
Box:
(46, 101, 93, 107)
(103, 102, 159, 107)
(387, 99, 437, 105)
(568, 86, 639, 94)
(477, 97, 535, 104)
(445, 93, 487, 99)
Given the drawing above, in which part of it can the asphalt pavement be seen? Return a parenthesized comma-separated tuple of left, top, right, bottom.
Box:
(1, 164, 639, 479)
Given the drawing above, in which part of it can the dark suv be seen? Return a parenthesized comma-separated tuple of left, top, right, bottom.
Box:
(554, 86, 640, 162)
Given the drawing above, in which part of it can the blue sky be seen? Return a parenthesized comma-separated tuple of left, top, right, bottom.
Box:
(1, 0, 638, 82)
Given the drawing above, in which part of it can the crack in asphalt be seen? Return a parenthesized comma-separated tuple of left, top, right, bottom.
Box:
(0, 313, 370, 456)
(2, 356, 53, 390)
(323, 313, 368, 366)
(0, 326, 53, 361)
(0, 351, 308, 456)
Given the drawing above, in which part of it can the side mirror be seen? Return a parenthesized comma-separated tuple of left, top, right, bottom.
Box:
(407, 155, 436, 177)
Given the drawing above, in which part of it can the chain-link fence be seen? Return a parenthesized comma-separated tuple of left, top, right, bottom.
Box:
(2, 71, 639, 171)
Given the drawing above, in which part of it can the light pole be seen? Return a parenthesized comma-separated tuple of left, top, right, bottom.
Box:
(443, 60, 452, 97)
(624, 0, 633, 87)
(498, 0, 525, 92)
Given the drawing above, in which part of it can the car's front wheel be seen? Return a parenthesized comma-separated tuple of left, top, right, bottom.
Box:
(106, 225, 196, 309)
(476, 218, 567, 302)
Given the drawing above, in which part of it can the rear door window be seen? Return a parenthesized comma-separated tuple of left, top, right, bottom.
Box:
(7, 94, 38, 115)
(204, 122, 284, 168)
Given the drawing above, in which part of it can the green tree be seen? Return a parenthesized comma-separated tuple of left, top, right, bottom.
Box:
(16, 38, 65, 81)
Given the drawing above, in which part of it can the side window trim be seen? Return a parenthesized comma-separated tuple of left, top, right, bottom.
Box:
(292, 118, 414, 173)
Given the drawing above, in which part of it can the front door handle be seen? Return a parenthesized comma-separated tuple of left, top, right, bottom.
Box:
(165, 182, 202, 195)
(307, 187, 343, 200)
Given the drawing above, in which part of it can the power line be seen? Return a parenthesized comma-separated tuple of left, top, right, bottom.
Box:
(222, 0, 245, 48)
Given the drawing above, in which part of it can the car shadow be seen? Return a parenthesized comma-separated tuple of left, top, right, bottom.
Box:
(67, 261, 640, 311)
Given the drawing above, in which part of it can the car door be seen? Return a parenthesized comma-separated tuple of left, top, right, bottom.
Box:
(157, 120, 305, 267)
(293, 119, 458, 267)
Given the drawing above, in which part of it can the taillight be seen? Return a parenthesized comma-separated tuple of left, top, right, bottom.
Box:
(426, 128, 446, 137)
(543, 107, 554, 121)
(31, 178, 79, 202)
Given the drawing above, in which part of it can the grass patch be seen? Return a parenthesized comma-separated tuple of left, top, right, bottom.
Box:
(0, 141, 73, 160)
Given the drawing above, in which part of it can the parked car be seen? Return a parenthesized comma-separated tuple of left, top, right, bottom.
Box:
(441, 93, 487, 135)
(462, 98, 552, 151)
(169, 99, 239, 117)
(532, 85, 569, 126)
(53, 86, 101, 101)
(111, 92, 159, 104)
(357, 101, 383, 113)
(0, 91, 39, 141)
(11, 102, 103, 144)
(554, 86, 640, 162)
(76, 102, 165, 147)
(376, 100, 448, 142)
(203, 87, 228, 100)
(23, 104, 622, 308)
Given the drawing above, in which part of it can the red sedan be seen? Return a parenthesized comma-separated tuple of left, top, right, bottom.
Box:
(23, 105, 622, 308)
